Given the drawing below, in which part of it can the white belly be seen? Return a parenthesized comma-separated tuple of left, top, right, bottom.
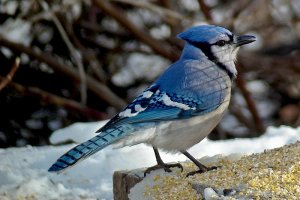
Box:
(149, 96, 230, 151)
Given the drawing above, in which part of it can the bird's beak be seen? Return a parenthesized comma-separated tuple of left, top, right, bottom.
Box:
(235, 35, 256, 47)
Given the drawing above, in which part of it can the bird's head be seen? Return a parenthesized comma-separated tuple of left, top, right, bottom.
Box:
(177, 25, 256, 78)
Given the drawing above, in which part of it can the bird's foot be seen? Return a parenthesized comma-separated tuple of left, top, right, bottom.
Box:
(186, 166, 219, 177)
(144, 163, 183, 177)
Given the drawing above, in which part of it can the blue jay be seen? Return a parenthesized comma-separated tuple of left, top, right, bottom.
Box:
(49, 25, 255, 176)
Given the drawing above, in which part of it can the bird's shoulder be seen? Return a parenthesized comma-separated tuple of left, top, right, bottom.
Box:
(157, 58, 231, 103)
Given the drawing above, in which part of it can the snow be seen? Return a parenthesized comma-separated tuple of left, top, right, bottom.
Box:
(0, 18, 32, 46)
(150, 24, 171, 39)
(0, 122, 300, 200)
(112, 53, 170, 87)
(203, 188, 219, 200)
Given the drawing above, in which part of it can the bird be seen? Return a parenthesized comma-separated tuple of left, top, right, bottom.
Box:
(48, 25, 256, 176)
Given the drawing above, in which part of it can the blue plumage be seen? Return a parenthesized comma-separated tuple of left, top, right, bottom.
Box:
(49, 25, 255, 174)
(177, 25, 233, 44)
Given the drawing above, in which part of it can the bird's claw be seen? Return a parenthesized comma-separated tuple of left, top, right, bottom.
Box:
(144, 163, 183, 177)
(186, 165, 219, 177)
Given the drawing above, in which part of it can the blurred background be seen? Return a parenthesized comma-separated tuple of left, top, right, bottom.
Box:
(0, 0, 299, 148)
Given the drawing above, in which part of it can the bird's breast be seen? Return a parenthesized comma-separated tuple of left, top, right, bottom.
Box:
(150, 89, 231, 152)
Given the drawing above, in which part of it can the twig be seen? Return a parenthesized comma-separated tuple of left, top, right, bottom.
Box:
(112, 0, 186, 21)
(236, 64, 265, 135)
(222, 0, 254, 29)
(197, 0, 213, 21)
(0, 36, 127, 109)
(39, 0, 87, 105)
(28, 5, 61, 23)
(0, 57, 20, 91)
(62, 17, 108, 83)
(229, 102, 255, 131)
(92, 0, 180, 61)
(1, 76, 106, 120)
(240, 52, 300, 75)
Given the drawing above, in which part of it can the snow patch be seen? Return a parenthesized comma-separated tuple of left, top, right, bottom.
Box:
(0, 19, 32, 46)
(112, 53, 170, 87)
(49, 121, 107, 144)
(0, 123, 299, 199)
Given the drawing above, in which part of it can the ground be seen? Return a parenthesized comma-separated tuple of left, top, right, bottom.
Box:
(0, 122, 299, 200)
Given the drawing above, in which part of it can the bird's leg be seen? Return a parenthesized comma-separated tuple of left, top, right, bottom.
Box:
(144, 147, 183, 176)
(181, 150, 218, 177)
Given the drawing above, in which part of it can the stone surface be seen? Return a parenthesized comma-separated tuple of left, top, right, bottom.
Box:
(113, 170, 143, 200)
(113, 142, 300, 199)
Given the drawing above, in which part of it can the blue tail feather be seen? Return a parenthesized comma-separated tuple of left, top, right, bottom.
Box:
(48, 125, 134, 172)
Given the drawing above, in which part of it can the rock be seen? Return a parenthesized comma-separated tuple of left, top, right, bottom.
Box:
(203, 187, 219, 200)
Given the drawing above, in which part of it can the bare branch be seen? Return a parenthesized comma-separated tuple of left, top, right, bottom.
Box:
(63, 17, 108, 83)
(236, 64, 265, 135)
(112, 0, 186, 21)
(0, 36, 127, 109)
(229, 101, 255, 131)
(239, 52, 300, 74)
(39, 0, 87, 105)
(197, 0, 213, 22)
(0, 57, 20, 91)
(92, 0, 180, 61)
(1, 76, 106, 120)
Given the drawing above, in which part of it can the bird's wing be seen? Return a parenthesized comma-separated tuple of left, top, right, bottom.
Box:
(99, 59, 230, 130)
(99, 81, 226, 132)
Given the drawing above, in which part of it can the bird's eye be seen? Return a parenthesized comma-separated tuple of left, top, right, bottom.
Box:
(216, 40, 227, 46)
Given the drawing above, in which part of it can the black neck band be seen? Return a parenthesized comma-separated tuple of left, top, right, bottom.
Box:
(191, 42, 234, 79)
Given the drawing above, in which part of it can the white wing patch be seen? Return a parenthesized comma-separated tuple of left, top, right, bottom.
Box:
(118, 90, 154, 118)
(141, 91, 153, 98)
(161, 93, 195, 110)
(119, 89, 196, 118)
(134, 104, 146, 112)
(119, 105, 147, 118)
(119, 109, 139, 117)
